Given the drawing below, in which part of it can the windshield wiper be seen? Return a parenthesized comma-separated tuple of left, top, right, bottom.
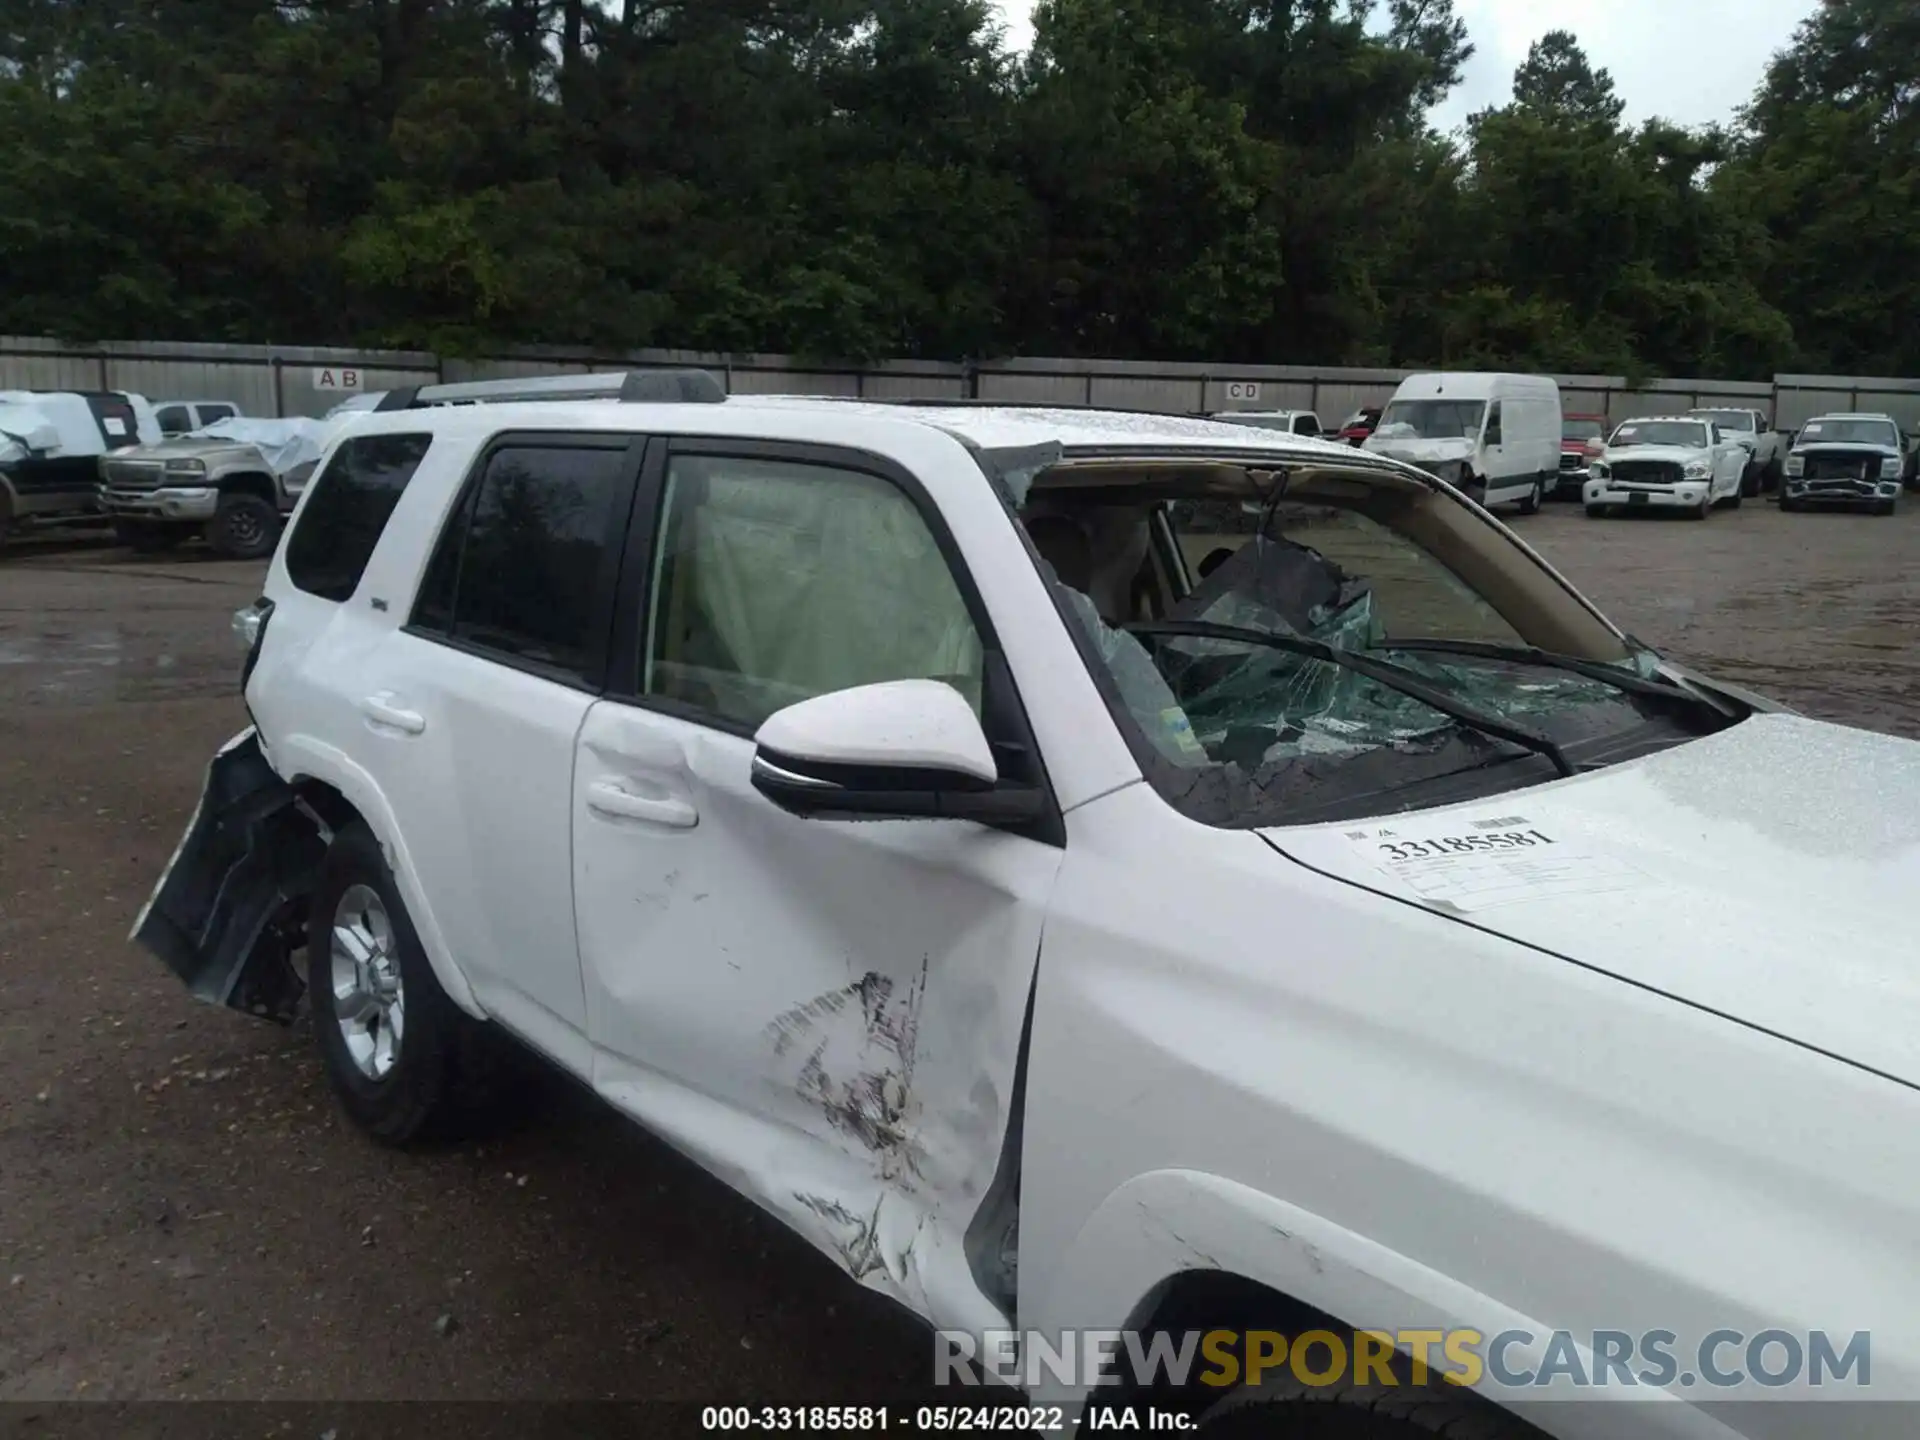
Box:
(1370, 639, 1726, 714)
(1127, 620, 1577, 778)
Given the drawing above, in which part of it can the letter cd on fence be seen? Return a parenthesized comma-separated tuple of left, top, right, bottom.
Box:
(313, 367, 362, 392)
(1225, 381, 1261, 402)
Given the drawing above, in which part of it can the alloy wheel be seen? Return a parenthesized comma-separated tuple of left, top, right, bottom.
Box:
(329, 883, 406, 1079)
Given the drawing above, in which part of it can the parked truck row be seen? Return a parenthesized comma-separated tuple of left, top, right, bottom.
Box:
(7, 377, 1916, 555)
(1213, 375, 1919, 521)
(0, 388, 377, 555)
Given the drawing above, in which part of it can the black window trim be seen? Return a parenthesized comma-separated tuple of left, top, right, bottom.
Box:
(402, 429, 646, 696)
(286, 429, 438, 603)
(602, 434, 1064, 846)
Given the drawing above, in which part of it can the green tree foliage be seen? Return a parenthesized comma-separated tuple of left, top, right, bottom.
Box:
(0, 0, 1901, 377)
(1510, 28, 1623, 126)
(1731, 0, 1920, 375)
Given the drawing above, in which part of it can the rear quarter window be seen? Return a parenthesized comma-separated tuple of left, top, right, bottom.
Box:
(409, 440, 633, 686)
(285, 434, 434, 602)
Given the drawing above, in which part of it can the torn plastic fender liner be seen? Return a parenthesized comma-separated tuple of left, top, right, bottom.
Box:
(132, 728, 326, 1022)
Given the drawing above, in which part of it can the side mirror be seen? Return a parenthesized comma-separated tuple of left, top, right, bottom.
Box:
(750, 679, 1046, 827)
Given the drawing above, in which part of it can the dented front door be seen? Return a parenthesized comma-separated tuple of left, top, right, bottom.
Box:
(572, 697, 1060, 1328)
(573, 439, 1066, 1327)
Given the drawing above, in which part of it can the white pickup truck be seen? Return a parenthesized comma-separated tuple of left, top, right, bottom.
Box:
(1686, 408, 1785, 495)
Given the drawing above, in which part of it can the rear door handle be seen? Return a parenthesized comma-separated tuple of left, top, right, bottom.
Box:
(586, 779, 697, 829)
(360, 694, 426, 735)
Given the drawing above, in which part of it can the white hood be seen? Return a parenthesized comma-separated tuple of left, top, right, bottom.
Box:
(1263, 714, 1920, 1086)
(1797, 440, 1901, 459)
(1602, 443, 1709, 466)
(1363, 433, 1475, 468)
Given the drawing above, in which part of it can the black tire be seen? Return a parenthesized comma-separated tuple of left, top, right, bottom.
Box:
(1764, 458, 1784, 493)
(1198, 1372, 1535, 1439)
(206, 492, 281, 559)
(1740, 461, 1760, 497)
(1727, 486, 1743, 510)
(1874, 499, 1897, 516)
(1584, 504, 1609, 519)
(1516, 476, 1542, 516)
(113, 518, 186, 552)
(0, 496, 11, 549)
(307, 822, 504, 1145)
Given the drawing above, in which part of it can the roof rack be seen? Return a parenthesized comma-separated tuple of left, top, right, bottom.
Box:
(797, 395, 1171, 418)
(374, 368, 727, 411)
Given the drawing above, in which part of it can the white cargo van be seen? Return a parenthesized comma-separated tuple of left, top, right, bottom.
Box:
(1364, 372, 1562, 513)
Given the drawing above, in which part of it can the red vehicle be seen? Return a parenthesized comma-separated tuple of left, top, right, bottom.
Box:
(1557, 413, 1609, 497)
(1335, 406, 1382, 446)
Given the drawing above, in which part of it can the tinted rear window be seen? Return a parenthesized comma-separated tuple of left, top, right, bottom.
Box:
(85, 395, 140, 448)
(286, 434, 434, 601)
(410, 442, 630, 684)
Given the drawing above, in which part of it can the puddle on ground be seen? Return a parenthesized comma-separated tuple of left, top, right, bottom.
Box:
(0, 624, 232, 706)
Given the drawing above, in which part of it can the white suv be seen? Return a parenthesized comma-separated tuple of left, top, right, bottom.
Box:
(138, 372, 1920, 1437)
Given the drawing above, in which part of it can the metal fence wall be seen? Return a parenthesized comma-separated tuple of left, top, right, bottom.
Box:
(0, 337, 441, 419)
(8, 335, 1920, 434)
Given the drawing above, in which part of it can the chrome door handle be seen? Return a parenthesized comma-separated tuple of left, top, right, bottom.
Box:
(586, 779, 697, 829)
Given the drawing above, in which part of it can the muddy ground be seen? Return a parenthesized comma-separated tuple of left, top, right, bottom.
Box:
(1, 502, 1916, 1413)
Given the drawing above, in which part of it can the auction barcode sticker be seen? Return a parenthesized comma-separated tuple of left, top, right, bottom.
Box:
(1340, 817, 1647, 912)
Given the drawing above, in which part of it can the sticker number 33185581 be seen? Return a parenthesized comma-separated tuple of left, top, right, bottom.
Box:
(1341, 815, 1647, 913)
(1378, 829, 1555, 862)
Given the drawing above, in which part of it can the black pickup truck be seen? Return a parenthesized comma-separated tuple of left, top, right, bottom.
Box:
(0, 390, 159, 546)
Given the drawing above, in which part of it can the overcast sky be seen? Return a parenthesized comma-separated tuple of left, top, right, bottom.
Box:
(990, 0, 1816, 131)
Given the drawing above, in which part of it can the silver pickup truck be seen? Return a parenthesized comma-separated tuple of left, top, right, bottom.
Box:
(96, 416, 337, 559)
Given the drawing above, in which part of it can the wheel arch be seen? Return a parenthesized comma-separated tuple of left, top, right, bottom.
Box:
(1021, 1168, 1648, 1431)
(215, 469, 280, 505)
(1093, 1266, 1349, 1420)
(273, 736, 486, 1020)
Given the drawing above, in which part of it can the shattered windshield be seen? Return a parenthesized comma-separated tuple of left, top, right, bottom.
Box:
(1023, 465, 1732, 828)
(1610, 421, 1709, 449)
(1375, 399, 1486, 441)
(1798, 419, 1900, 448)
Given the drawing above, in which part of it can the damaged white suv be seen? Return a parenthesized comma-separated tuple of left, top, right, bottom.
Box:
(139, 372, 1920, 1438)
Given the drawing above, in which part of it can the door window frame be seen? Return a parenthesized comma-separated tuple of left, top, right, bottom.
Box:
(402, 429, 646, 694)
(602, 437, 1002, 721)
(600, 435, 1064, 846)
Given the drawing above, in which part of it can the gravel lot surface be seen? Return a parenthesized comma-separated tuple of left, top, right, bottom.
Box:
(2, 501, 1915, 1412)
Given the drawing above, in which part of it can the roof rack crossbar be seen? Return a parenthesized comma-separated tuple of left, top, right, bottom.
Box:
(383, 368, 727, 410)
